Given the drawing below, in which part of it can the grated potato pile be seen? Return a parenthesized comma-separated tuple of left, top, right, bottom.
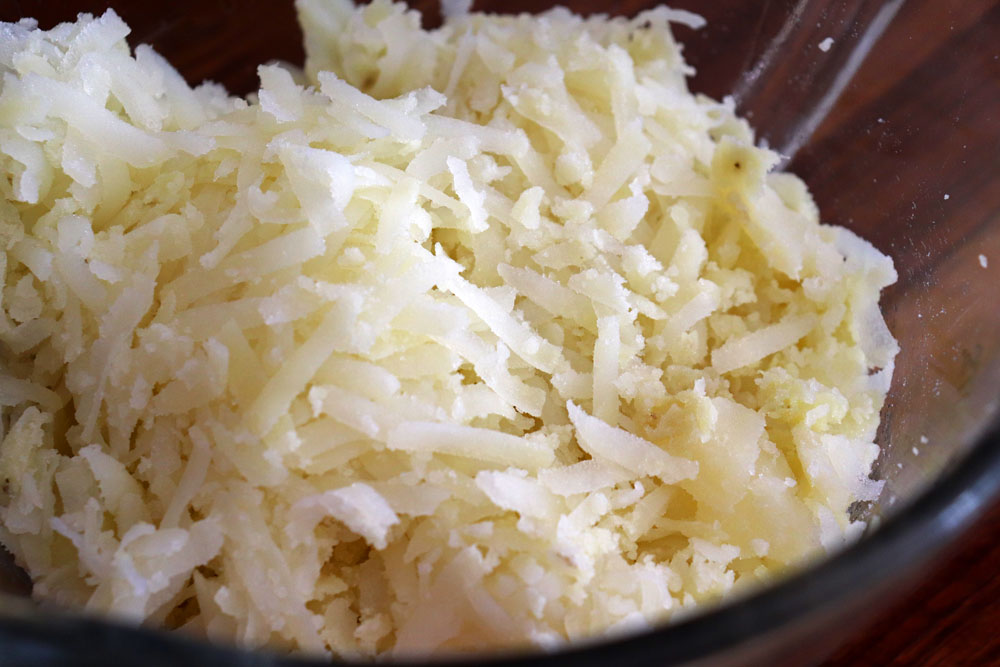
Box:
(0, 1, 898, 657)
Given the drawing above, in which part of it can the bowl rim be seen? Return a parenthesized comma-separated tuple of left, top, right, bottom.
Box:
(2, 419, 999, 666)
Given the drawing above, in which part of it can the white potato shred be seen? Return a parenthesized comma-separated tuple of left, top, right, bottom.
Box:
(0, 1, 898, 657)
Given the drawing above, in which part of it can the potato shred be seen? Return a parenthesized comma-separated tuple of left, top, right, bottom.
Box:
(0, 1, 898, 657)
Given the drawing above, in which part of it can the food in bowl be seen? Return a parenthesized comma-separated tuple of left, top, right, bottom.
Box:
(0, 0, 897, 656)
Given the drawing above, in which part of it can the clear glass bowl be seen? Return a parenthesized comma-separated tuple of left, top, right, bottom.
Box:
(1, 0, 998, 664)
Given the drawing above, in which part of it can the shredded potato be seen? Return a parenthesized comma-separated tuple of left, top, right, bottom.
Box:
(0, 1, 897, 657)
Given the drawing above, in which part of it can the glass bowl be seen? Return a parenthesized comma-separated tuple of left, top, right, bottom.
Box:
(1, 0, 998, 664)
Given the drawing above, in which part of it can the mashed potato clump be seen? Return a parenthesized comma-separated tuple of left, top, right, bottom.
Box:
(0, 1, 897, 656)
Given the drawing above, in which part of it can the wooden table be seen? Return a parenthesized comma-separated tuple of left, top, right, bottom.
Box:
(823, 498, 1000, 666)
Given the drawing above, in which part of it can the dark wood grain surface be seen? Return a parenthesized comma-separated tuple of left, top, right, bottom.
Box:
(2, 0, 999, 665)
(823, 497, 1000, 666)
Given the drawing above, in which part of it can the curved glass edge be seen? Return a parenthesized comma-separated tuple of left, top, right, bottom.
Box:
(2, 419, 999, 667)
